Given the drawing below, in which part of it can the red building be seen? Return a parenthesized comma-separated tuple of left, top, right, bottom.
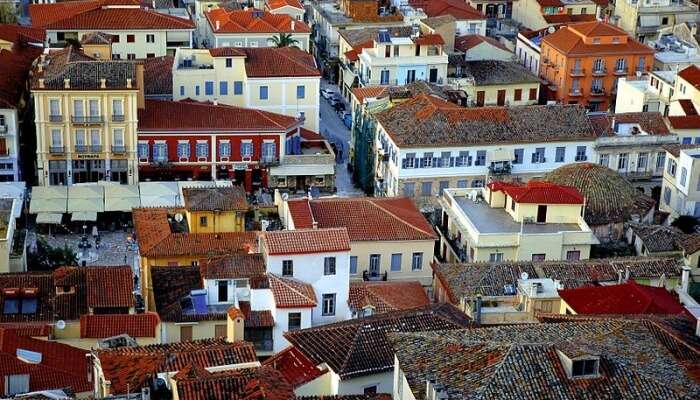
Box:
(137, 99, 304, 192)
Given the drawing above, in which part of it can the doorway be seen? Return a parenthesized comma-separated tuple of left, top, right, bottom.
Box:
(537, 205, 547, 223)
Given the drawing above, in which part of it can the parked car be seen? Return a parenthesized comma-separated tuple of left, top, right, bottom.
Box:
(334, 102, 346, 112)
(321, 89, 335, 100)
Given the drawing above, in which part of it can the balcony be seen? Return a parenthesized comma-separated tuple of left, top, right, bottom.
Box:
(569, 89, 583, 96)
(112, 145, 127, 154)
(261, 156, 279, 166)
(614, 66, 628, 75)
(71, 116, 104, 125)
(112, 115, 125, 122)
(0, 125, 7, 134)
(591, 68, 607, 76)
(49, 146, 65, 154)
(49, 115, 63, 123)
(488, 162, 511, 175)
(90, 145, 103, 153)
(569, 68, 585, 77)
(75, 145, 89, 153)
(590, 88, 606, 96)
(362, 270, 387, 281)
(436, 224, 467, 263)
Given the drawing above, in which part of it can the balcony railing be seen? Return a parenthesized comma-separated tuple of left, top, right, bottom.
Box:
(49, 115, 63, 123)
(0, 125, 7, 134)
(590, 88, 606, 96)
(49, 146, 65, 154)
(112, 115, 125, 122)
(261, 156, 279, 166)
(614, 66, 628, 75)
(71, 116, 104, 125)
(569, 89, 583, 96)
(569, 68, 585, 77)
(90, 145, 103, 153)
(112, 145, 127, 154)
(591, 68, 607, 76)
(75, 145, 89, 153)
(488, 162, 511, 175)
(362, 270, 387, 281)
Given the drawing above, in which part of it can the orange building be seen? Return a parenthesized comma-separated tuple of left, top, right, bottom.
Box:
(539, 21, 654, 112)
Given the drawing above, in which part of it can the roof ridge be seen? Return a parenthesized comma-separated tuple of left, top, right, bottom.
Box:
(368, 198, 434, 237)
(270, 274, 315, 304)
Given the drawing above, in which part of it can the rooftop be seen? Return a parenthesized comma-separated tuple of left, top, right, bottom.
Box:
(263, 228, 351, 255)
(588, 112, 671, 137)
(173, 365, 294, 400)
(0, 23, 46, 44)
(411, 0, 485, 20)
(542, 21, 653, 56)
(348, 281, 430, 314)
(454, 34, 510, 53)
(205, 8, 310, 33)
(0, 47, 41, 109)
(630, 223, 700, 255)
(143, 55, 172, 96)
(199, 254, 266, 280)
(678, 64, 700, 88)
(558, 280, 687, 315)
(79, 312, 160, 338)
(448, 59, 539, 86)
(488, 181, 584, 205)
(182, 186, 248, 212)
(375, 94, 596, 147)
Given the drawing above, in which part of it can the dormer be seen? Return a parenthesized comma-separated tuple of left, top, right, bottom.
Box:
(556, 347, 601, 379)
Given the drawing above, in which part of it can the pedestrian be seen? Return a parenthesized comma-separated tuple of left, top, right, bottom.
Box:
(91, 225, 98, 239)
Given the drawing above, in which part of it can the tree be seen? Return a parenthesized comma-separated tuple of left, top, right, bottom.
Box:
(0, 4, 17, 24)
(671, 215, 700, 234)
(269, 33, 299, 48)
(27, 238, 78, 271)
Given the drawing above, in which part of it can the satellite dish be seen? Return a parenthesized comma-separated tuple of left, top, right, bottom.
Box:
(547, 26, 556, 34)
(281, 192, 289, 201)
(55, 320, 66, 330)
(520, 272, 529, 280)
(174, 213, 183, 223)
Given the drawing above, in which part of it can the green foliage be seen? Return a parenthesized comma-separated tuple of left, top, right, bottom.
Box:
(269, 33, 299, 48)
(28, 238, 78, 271)
(0, 4, 17, 24)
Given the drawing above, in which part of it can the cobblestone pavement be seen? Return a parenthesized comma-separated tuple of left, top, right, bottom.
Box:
(36, 230, 138, 269)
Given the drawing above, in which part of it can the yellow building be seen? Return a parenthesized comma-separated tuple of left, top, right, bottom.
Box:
(512, 0, 599, 30)
(31, 46, 141, 186)
(79, 32, 113, 60)
(447, 59, 539, 106)
(182, 186, 248, 233)
(613, 0, 699, 43)
(438, 181, 598, 263)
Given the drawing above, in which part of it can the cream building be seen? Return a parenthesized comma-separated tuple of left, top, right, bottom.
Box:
(438, 183, 598, 263)
(613, 0, 699, 43)
(172, 47, 321, 131)
(512, 0, 600, 30)
(447, 59, 540, 106)
(615, 70, 676, 114)
(204, 8, 311, 50)
(660, 144, 700, 220)
(31, 47, 141, 186)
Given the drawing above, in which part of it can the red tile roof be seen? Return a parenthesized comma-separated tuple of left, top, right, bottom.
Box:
(200, 254, 266, 280)
(80, 312, 160, 338)
(138, 99, 300, 132)
(414, 33, 445, 46)
(208, 47, 246, 57)
(344, 49, 359, 62)
(679, 65, 700, 88)
(174, 365, 295, 400)
(206, 8, 310, 33)
(182, 186, 248, 211)
(238, 301, 275, 328)
(351, 86, 390, 103)
(287, 197, 436, 242)
(542, 21, 653, 56)
(85, 266, 134, 308)
(267, 0, 304, 10)
(0, 323, 51, 337)
(488, 181, 584, 205)
(30, 1, 194, 30)
(263, 346, 326, 387)
(348, 281, 430, 314)
(143, 55, 172, 96)
(208, 46, 320, 77)
(542, 13, 597, 24)
(558, 281, 687, 315)
(0, 24, 45, 43)
(679, 99, 698, 116)
(269, 274, 317, 308)
(411, 0, 485, 20)
(668, 115, 700, 129)
(0, 47, 42, 109)
(263, 228, 351, 255)
(454, 34, 510, 53)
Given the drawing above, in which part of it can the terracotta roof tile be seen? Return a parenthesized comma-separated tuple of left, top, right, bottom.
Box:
(267, 0, 303, 10)
(283, 304, 472, 379)
(413, 33, 445, 46)
(199, 254, 266, 280)
(143, 55, 172, 96)
(348, 281, 429, 314)
(286, 197, 436, 241)
(151, 265, 217, 323)
(206, 8, 310, 33)
(679, 65, 700, 88)
(85, 265, 133, 308)
(558, 281, 687, 315)
(262, 346, 326, 387)
(80, 312, 160, 338)
(174, 365, 295, 400)
(542, 13, 597, 24)
(138, 99, 299, 131)
(263, 228, 351, 255)
(668, 115, 700, 129)
(351, 86, 389, 103)
(240, 47, 320, 77)
(678, 99, 698, 115)
(542, 21, 652, 55)
(588, 112, 671, 136)
(411, 0, 485, 20)
(0, 47, 42, 109)
(0, 24, 45, 43)
(269, 274, 316, 308)
(488, 181, 584, 204)
(183, 186, 248, 211)
(208, 47, 246, 57)
(454, 34, 509, 53)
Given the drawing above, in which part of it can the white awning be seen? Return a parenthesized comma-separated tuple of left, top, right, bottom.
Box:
(104, 185, 141, 212)
(67, 197, 104, 213)
(139, 181, 181, 207)
(488, 149, 513, 162)
(71, 211, 97, 221)
(30, 186, 68, 214)
(67, 185, 104, 213)
(269, 164, 335, 176)
(36, 212, 62, 224)
(640, 15, 660, 27)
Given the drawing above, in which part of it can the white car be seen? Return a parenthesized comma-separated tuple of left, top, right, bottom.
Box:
(321, 89, 335, 100)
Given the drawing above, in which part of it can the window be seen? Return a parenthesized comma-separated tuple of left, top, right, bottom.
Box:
(3, 297, 19, 314)
(349, 256, 358, 274)
(138, 142, 149, 160)
(153, 142, 167, 162)
(532, 148, 545, 163)
(195, 85, 200, 96)
(456, 151, 471, 166)
(112, 99, 123, 118)
(90, 129, 100, 146)
(214, 324, 227, 338)
(439, 180, 449, 194)
(667, 159, 677, 176)
(259, 86, 268, 100)
(241, 141, 253, 158)
(617, 153, 628, 170)
(637, 152, 648, 170)
(262, 142, 276, 161)
(615, 58, 626, 72)
(51, 129, 62, 146)
(5, 374, 29, 396)
(411, 252, 423, 270)
(475, 150, 486, 166)
(457, 179, 468, 188)
(682, 137, 692, 145)
(226, 58, 233, 68)
(380, 70, 390, 85)
(403, 182, 415, 197)
(322, 294, 336, 316)
(288, 312, 302, 331)
(421, 181, 432, 196)
(234, 81, 243, 95)
(555, 147, 565, 162)
(180, 85, 185, 96)
(363, 386, 378, 395)
(180, 325, 193, 341)
(127, 53, 136, 60)
(127, 34, 135, 43)
(296, 85, 305, 99)
(514, 88, 522, 101)
(324, 257, 336, 275)
(391, 253, 402, 271)
(282, 260, 293, 276)
(146, 34, 155, 43)
(599, 154, 609, 167)
(73, 100, 84, 117)
(113, 35, 120, 43)
(681, 167, 688, 186)
(566, 250, 580, 261)
(217, 280, 228, 302)
(513, 149, 524, 164)
(220, 81, 228, 95)
(489, 252, 503, 262)
(529, 88, 537, 100)
(74, 129, 86, 146)
(177, 141, 190, 159)
(219, 141, 231, 157)
(196, 141, 208, 158)
(664, 187, 671, 205)
(205, 81, 214, 95)
(422, 152, 433, 168)
(575, 146, 587, 161)
(572, 359, 599, 377)
(593, 58, 604, 72)
(49, 99, 60, 117)
(113, 129, 124, 146)
(532, 254, 546, 261)
(200, 215, 208, 227)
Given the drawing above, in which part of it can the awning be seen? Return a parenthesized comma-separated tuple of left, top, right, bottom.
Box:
(67, 185, 105, 213)
(71, 211, 97, 221)
(269, 164, 335, 176)
(640, 15, 660, 27)
(36, 213, 62, 224)
(68, 197, 104, 213)
(139, 181, 180, 207)
(342, 67, 358, 87)
(30, 186, 68, 213)
(104, 185, 141, 212)
(488, 149, 513, 162)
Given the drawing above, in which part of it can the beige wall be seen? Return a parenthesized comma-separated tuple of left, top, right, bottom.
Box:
(186, 210, 245, 233)
(161, 320, 227, 343)
(348, 240, 435, 286)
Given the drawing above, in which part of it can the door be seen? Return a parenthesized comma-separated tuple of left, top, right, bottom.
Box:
(406, 70, 416, 83)
(369, 254, 380, 276)
(233, 169, 246, 186)
(180, 325, 193, 341)
(536, 205, 547, 223)
(476, 91, 485, 107)
(497, 90, 506, 106)
(429, 68, 438, 83)
(214, 324, 227, 338)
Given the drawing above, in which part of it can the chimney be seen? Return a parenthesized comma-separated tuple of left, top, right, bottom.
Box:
(216, 20, 220, 30)
(100, 78, 106, 89)
(135, 62, 145, 109)
(474, 295, 482, 325)
(624, 266, 631, 282)
(226, 307, 245, 342)
(63, 78, 70, 88)
(38, 78, 45, 88)
(681, 265, 691, 294)
(617, 269, 623, 284)
(291, 20, 295, 31)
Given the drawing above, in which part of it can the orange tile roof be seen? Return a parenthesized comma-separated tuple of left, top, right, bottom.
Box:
(0, 47, 42, 109)
(344, 49, 359, 62)
(542, 21, 653, 56)
(206, 8, 310, 34)
(488, 181, 584, 205)
(174, 365, 295, 400)
(200, 254, 266, 280)
(558, 281, 687, 315)
(262, 346, 327, 387)
(31, 1, 194, 30)
(679, 99, 698, 115)
(241, 47, 320, 77)
(414, 33, 445, 46)
(263, 228, 351, 255)
(412, 0, 485, 20)
(454, 34, 510, 53)
(85, 266, 134, 308)
(348, 281, 430, 314)
(351, 86, 390, 103)
(269, 274, 317, 308)
(80, 312, 160, 338)
(267, 0, 304, 10)
(286, 197, 436, 242)
(678, 65, 700, 88)
(0, 24, 45, 43)
(668, 115, 700, 129)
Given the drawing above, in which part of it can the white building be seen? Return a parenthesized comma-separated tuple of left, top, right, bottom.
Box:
(615, 70, 676, 114)
(0, 85, 21, 182)
(515, 28, 545, 76)
(660, 144, 700, 220)
(650, 33, 700, 71)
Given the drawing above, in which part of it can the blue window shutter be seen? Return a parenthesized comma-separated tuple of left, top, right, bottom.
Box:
(205, 81, 214, 95)
(219, 81, 228, 95)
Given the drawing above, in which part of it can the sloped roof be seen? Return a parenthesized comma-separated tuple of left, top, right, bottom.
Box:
(267, 0, 303, 10)
(80, 31, 112, 44)
(454, 34, 510, 53)
(79, 312, 160, 338)
(488, 181, 583, 204)
(242, 47, 320, 77)
(183, 186, 248, 212)
(263, 228, 351, 255)
(199, 254, 266, 280)
(84, 265, 133, 308)
(679, 64, 700, 88)
(206, 8, 310, 33)
(0, 46, 42, 109)
(286, 197, 436, 242)
(389, 319, 700, 399)
(283, 304, 472, 379)
(542, 21, 653, 56)
(448, 59, 538, 86)
(143, 55, 172, 96)
(558, 281, 687, 315)
(348, 281, 430, 314)
(0, 24, 45, 43)
(268, 274, 317, 308)
(588, 112, 671, 136)
(376, 94, 596, 147)
(412, 0, 485, 20)
(262, 346, 327, 387)
(174, 365, 295, 400)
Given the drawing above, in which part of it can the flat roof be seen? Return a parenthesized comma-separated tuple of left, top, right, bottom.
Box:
(453, 196, 582, 234)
